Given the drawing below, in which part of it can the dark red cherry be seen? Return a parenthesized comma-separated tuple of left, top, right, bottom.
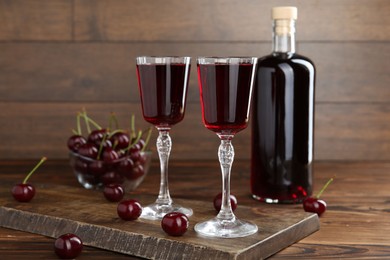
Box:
(303, 197, 327, 216)
(117, 157, 134, 177)
(103, 184, 124, 202)
(303, 177, 334, 216)
(67, 135, 87, 152)
(101, 171, 125, 185)
(11, 157, 47, 202)
(110, 132, 130, 150)
(128, 164, 144, 180)
(88, 160, 106, 176)
(11, 184, 35, 202)
(102, 147, 119, 163)
(77, 143, 98, 159)
(87, 129, 108, 145)
(213, 193, 237, 212)
(54, 233, 83, 259)
(117, 199, 142, 220)
(161, 212, 189, 236)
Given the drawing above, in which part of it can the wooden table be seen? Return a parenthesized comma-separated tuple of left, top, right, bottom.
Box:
(0, 159, 389, 259)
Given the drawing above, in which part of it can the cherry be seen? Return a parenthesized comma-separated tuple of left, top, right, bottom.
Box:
(117, 157, 134, 176)
(110, 131, 130, 150)
(101, 171, 125, 185)
(213, 192, 237, 212)
(103, 184, 124, 202)
(88, 160, 106, 176)
(87, 129, 108, 146)
(117, 199, 142, 220)
(128, 164, 145, 180)
(54, 233, 83, 259)
(161, 212, 189, 236)
(303, 177, 334, 216)
(67, 135, 86, 152)
(102, 147, 119, 163)
(303, 197, 327, 216)
(11, 157, 47, 202)
(77, 143, 98, 159)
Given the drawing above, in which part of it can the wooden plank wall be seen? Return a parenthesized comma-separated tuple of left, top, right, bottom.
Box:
(0, 0, 389, 161)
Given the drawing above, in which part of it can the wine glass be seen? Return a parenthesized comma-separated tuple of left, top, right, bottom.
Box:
(195, 57, 258, 238)
(136, 56, 193, 220)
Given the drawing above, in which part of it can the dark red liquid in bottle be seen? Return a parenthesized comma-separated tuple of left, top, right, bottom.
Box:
(251, 53, 315, 203)
(136, 64, 190, 127)
(197, 64, 254, 134)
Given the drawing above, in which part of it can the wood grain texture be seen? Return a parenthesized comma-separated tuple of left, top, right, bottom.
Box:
(1, 42, 389, 103)
(74, 0, 390, 41)
(0, 0, 72, 41)
(0, 184, 319, 260)
(2, 102, 390, 161)
(0, 160, 389, 259)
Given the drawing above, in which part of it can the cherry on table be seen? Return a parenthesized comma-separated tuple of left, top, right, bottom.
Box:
(11, 157, 47, 202)
(303, 197, 327, 216)
(303, 177, 334, 216)
(103, 184, 124, 202)
(117, 199, 142, 220)
(213, 192, 237, 212)
(54, 233, 83, 259)
(161, 212, 189, 236)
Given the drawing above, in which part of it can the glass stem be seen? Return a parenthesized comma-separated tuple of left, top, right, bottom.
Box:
(155, 127, 172, 205)
(217, 134, 235, 222)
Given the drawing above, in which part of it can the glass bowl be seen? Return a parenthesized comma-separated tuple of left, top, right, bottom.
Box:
(69, 151, 152, 191)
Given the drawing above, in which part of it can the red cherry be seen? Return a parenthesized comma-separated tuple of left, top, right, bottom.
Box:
(110, 132, 130, 150)
(103, 184, 124, 202)
(67, 135, 86, 152)
(11, 157, 47, 202)
(117, 199, 142, 220)
(303, 177, 334, 216)
(54, 233, 83, 259)
(11, 184, 35, 202)
(213, 193, 237, 212)
(77, 143, 98, 159)
(303, 197, 327, 216)
(102, 147, 119, 163)
(161, 212, 189, 236)
(87, 129, 108, 146)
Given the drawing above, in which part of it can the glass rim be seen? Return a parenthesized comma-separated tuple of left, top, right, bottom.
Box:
(136, 56, 191, 64)
(197, 57, 257, 64)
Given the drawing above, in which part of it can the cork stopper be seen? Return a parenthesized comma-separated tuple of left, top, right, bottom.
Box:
(272, 6, 298, 20)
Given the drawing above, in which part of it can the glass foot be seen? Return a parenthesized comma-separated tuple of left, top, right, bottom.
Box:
(140, 202, 193, 220)
(194, 217, 258, 238)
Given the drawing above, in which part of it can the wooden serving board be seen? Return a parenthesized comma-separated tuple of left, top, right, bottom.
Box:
(0, 183, 319, 260)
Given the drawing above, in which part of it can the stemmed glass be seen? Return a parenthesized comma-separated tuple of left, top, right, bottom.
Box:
(195, 57, 258, 238)
(136, 56, 193, 220)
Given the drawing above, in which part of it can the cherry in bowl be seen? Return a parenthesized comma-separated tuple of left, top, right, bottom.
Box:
(69, 151, 152, 191)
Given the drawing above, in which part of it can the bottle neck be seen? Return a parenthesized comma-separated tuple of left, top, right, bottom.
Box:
(272, 19, 296, 55)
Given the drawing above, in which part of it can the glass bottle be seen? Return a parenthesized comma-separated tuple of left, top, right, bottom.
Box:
(251, 6, 316, 203)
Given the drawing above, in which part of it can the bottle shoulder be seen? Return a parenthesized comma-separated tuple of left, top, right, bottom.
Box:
(258, 53, 315, 68)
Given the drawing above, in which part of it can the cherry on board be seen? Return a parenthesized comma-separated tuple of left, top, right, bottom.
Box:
(103, 184, 124, 202)
(213, 192, 238, 212)
(117, 199, 142, 220)
(11, 157, 47, 202)
(161, 212, 189, 236)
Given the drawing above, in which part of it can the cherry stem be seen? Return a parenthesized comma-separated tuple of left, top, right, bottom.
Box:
(22, 157, 47, 184)
(96, 134, 108, 160)
(141, 127, 153, 152)
(76, 113, 82, 135)
(109, 112, 119, 130)
(82, 109, 91, 133)
(130, 114, 136, 138)
(316, 177, 334, 199)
